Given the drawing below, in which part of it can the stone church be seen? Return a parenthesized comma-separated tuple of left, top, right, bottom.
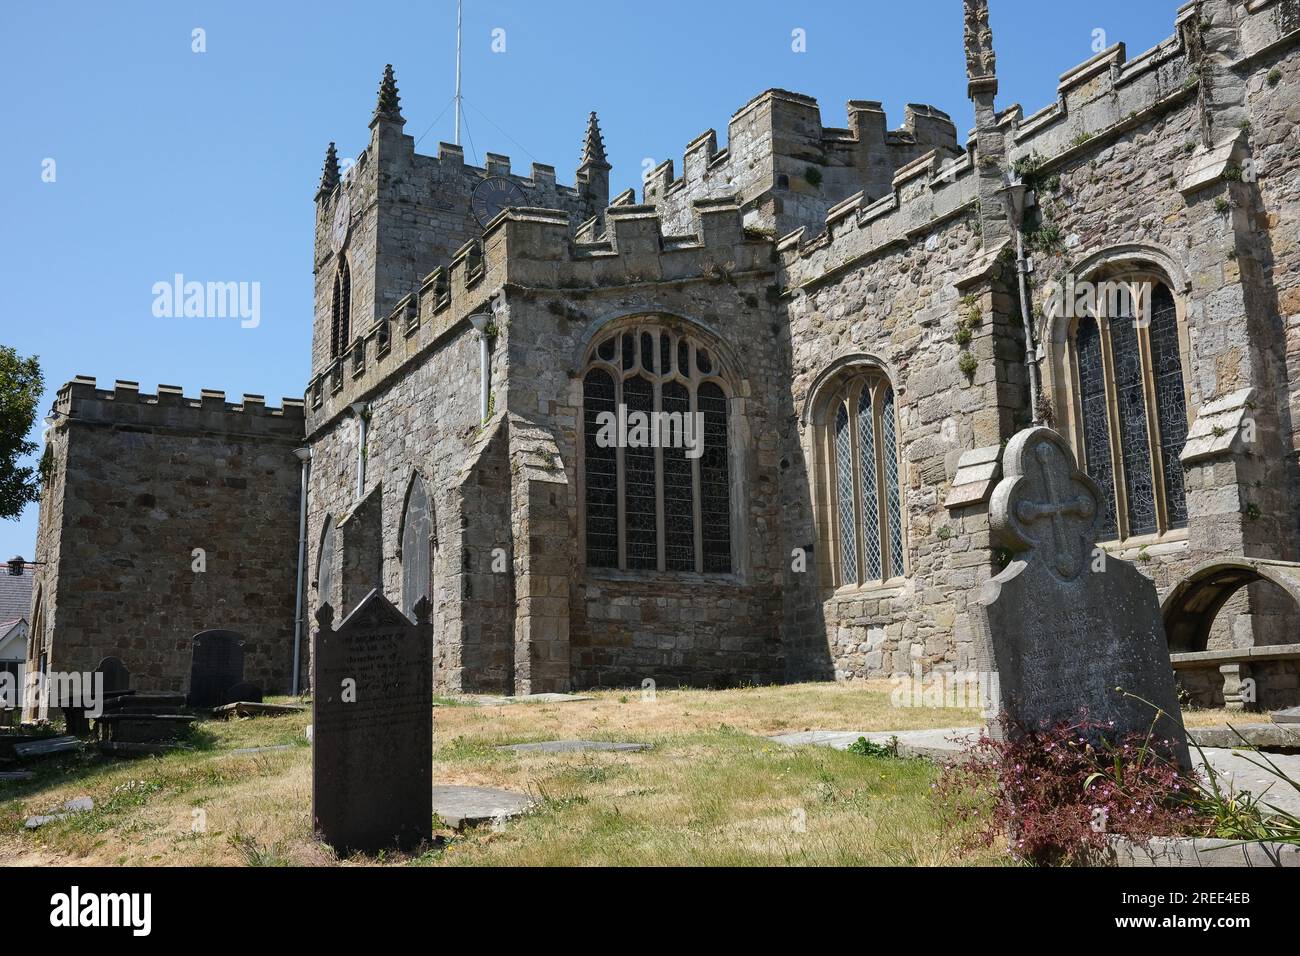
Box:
(25, 0, 1300, 710)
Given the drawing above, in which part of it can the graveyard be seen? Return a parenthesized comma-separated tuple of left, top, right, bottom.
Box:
(0, 676, 1267, 868)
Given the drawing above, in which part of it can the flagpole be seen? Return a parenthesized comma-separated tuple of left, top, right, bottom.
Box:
(454, 0, 463, 146)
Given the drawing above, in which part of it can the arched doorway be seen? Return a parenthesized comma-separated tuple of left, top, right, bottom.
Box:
(1161, 559, 1300, 653)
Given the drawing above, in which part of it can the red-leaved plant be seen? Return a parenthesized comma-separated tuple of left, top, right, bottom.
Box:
(933, 710, 1211, 865)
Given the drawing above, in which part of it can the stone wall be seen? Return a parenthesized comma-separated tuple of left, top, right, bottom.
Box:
(31, 379, 304, 697)
(773, 0, 1300, 683)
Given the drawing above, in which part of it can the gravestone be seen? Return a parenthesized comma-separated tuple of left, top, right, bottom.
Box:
(95, 657, 130, 695)
(312, 590, 433, 854)
(225, 681, 263, 704)
(971, 427, 1190, 768)
(189, 630, 245, 708)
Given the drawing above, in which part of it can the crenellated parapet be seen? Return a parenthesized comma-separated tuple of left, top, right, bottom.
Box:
(304, 193, 770, 432)
(777, 147, 982, 293)
(779, 0, 1299, 293)
(52, 378, 305, 440)
(642, 89, 961, 241)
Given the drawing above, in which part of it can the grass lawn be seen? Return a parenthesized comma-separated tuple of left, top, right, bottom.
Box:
(0, 682, 1242, 867)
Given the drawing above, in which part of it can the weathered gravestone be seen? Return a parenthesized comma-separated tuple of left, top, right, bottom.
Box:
(313, 590, 433, 854)
(189, 630, 246, 708)
(95, 657, 130, 695)
(971, 427, 1190, 768)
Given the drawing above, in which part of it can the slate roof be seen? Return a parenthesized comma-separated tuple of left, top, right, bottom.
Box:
(0, 565, 34, 622)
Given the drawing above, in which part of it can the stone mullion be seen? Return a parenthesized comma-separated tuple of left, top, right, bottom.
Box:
(1098, 315, 1131, 541)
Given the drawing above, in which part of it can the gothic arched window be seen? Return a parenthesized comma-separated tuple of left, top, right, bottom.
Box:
(582, 324, 732, 574)
(400, 475, 433, 622)
(824, 373, 904, 588)
(1069, 279, 1189, 542)
(330, 261, 351, 361)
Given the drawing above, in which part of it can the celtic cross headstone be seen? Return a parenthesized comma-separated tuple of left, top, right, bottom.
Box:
(971, 427, 1190, 767)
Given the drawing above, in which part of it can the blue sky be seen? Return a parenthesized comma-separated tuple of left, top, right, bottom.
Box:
(0, 0, 1185, 560)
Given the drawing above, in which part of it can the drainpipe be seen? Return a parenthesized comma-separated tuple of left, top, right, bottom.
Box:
(349, 401, 369, 500)
(468, 312, 492, 422)
(290, 446, 311, 696)
(1000, 176, 1043, 425)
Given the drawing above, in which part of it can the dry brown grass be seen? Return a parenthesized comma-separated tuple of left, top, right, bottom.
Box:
(0, 681, 999, 867)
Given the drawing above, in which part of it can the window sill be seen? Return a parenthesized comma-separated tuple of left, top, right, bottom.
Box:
(1098, 529, 1189, 562)
(832, 578, 906, 600)
(584, 567, 744, 587)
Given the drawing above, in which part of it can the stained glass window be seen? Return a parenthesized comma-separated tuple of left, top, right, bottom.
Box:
(1071, 278, 1190, 541)
(1110, 299, 1156, 536)
(583, 368, 618, 568)
(582, 326, 733, 574)
(662, 381, 695, 571)
(881, 388, 905, 577)
(856, 388, 882, 581)
(834, 404, 859, 584)
(828, 376, 904, 587)
(1076, 315, 1118, 540)
(699, 382, 732, 573)
(623, 375, 658, 570)
(1148, 285, 1188, 528)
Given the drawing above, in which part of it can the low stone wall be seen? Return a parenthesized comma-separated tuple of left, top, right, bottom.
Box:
(1172, 644, 1300, 710)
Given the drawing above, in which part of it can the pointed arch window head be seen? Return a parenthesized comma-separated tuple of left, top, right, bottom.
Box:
(1068, 277, 1189, 543)
(313, 520, 335, 608)
(400, 476, 433, 623)
(582, 323, 732, 575)
(330, 261, 352, 361)
(822, 372, 905, 589)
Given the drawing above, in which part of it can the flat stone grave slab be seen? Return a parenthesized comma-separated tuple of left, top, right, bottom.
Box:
(227, 744, 296, 756)
(25, 796, 93, 829)
(212, 701, 306, 720)
(1201, 748, 1300, 817)
(452, 693, 596, 708)
(431, 785, 535, 829)
(1189, 723, 1300, 749)
(769, 728, 977, 760)
(774, 727, 1300, 817)
(498, 740, 649, 754)
(1273, 706, 1300, 725)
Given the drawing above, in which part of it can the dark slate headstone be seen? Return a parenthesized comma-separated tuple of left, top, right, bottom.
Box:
(95, 656, 130, 695)
(312, 590, 433, 854)
(971, 427, 1191, 767)
(225, 681, 263, 704)
(189, 630, 246, 708)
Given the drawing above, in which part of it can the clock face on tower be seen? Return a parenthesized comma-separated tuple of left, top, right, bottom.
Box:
(472, 176, 527, 226)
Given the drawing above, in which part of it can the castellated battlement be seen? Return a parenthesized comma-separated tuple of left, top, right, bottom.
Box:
(776, 0, 1292, 293)
(642, 89, 961, 241)
(305, 194, 768, 431)
(54, 376, 305, 439)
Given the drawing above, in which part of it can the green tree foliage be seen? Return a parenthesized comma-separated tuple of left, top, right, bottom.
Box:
(0, 345, 45, 520)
